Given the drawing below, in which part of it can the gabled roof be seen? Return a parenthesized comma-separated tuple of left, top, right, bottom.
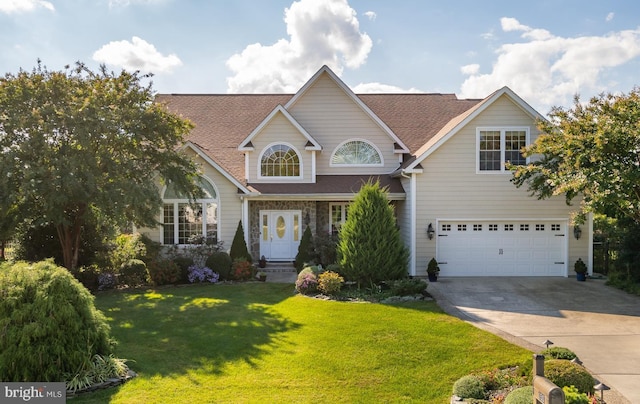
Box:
(286, 66, 411, 154)
(238, 104, 322, 151)
(403, 86, 544, 172)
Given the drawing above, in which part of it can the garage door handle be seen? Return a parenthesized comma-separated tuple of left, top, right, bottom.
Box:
(438, 234, 447, 237)
(554, 262, 565, 264)
(438, 261, 447, 265)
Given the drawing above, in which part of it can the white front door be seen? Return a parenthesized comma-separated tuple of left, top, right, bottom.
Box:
(260, 210, 302, 261)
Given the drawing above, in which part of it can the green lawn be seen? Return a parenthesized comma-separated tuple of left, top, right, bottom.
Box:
(75, 283, 530, 403)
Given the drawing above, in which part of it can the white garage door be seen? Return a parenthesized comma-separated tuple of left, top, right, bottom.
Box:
(437, 221, 567, 276)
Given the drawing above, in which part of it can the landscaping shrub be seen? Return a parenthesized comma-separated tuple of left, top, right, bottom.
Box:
(206, 251, 232, 280)
(119, 258, 148, 286)
(231, 258, 253, 281)
(452, 374, 486, 400)
(0, 260, 113, 382)
(230, 221, 252, 263)
(187, 265, 219, 283)
(504, 386, 533, 404)
(295, 225, 315, 272)
(544, 359, 594, 394)
(98, 271, 117, 291)
(73, 264, 101, 291)
(147, 259, 181, 285)
(173, 256, 195, 283)
(65, 354, 130, 393)
(111, 233, 147, 269)
(295, 267, 318, 295)
(314, 231, 337, 267)
(563, 385, 590, 404)
(388, 278, 427, 296)
(317, 271, 344, 295)
(337, 181, 408, 286)
(541, 346, 577, 360)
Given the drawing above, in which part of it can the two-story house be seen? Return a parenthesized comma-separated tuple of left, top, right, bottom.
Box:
(141, 65, 592, 277)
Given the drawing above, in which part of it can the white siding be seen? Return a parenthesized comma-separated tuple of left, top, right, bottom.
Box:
(247, 113, 313, 183)
(413, 95, 589, 276)
(289, 73, 399, 175)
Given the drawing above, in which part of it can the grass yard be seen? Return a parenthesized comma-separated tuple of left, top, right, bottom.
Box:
(74, 283, 530, 403)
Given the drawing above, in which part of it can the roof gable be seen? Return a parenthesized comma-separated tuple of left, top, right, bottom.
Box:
(286, 65, 410, 153)
(238, 105, 322, 151)
(404, 86, 544, 172)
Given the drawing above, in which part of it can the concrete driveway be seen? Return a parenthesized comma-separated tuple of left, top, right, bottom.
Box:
(428, 277, 640, 404)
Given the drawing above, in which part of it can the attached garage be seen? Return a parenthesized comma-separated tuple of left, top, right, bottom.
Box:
(436, 220, 567, 277)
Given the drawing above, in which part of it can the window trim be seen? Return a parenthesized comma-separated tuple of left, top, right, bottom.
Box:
(161, 176, 219, 245)
(257, 142, 303, 180)
(476, 127, 529, 174)
(329, 203, 349, 234)
(330, 138, 384, 167)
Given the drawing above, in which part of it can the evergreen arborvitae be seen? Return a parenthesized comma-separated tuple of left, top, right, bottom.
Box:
(229, 220, 252, 263)
(337, 181, 408, 286)
(0, 260, 113, 382)
(295, 225, 315, 272)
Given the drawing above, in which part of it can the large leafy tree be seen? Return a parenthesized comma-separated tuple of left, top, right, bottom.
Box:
(511, 88, 640, 225)
(0, 62, 201, 270)
(337, 181, 408, 286)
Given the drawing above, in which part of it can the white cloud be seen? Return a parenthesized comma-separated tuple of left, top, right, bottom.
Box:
(92, 36, 182, 73)
(226, 0, 372, 93)
(108, 0, 166, 7)
(364, 11, 376, 21)
(460, 64, 480, 75)
(460, 17, 640, 113)
(352, 82, 421, 93)
(0, 0, 54, 14)
(606, 12, 615, 22)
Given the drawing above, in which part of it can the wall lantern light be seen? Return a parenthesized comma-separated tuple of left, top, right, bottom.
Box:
(573, 225, 582, 240)
(427, 223, 435, 240)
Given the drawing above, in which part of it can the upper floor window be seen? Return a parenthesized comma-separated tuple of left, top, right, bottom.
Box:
(477, 127, 528, 173)
(331, 140, 383, 166)
(162, 177, 218, 245)
(260, 143, 301, 178)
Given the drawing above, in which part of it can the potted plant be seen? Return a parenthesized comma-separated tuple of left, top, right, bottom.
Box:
(427, 258, 440, 282)
(574, 258, 587, 281)
(256, 271, 267, 282)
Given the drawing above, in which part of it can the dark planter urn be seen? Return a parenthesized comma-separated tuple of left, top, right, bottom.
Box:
(427, 273, 438, 282)
(576, 272, 587, 281)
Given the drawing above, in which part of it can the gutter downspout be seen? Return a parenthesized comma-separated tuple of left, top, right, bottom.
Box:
(400, 170, 417, 277)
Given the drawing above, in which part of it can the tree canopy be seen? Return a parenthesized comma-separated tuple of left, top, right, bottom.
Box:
(0, 61, 201, 269)
(511, 88, 640, 225)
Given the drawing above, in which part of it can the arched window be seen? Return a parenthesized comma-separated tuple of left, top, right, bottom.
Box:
(331, 140, 382, 166)
(162, 177, 218, 245)
(260, 144, 301, 177)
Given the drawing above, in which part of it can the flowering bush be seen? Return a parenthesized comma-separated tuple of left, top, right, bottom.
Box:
(295, 268, 318, 295)
(187, 265, 220, 283)
(146, 259, 181, 286)
(98, 271, 117, 291)
(318, 271, 344, 295)
(231, 258, 253, 281)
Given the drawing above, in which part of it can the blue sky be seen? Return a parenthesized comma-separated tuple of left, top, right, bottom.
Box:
(1, 0, 639, 114)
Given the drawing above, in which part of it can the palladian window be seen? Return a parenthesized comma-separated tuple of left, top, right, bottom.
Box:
(331, 140, 382, 166)
(162, 177, 218, 245)
(260, 144, 301, 177)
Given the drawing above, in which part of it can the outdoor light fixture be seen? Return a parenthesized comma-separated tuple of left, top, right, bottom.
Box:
(427, 223, 435, 240)
(574, 225, 582, 240)
(543, 339, 554, 349)
(570, 357, 583, 366)
(594, 382, 610, 402)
